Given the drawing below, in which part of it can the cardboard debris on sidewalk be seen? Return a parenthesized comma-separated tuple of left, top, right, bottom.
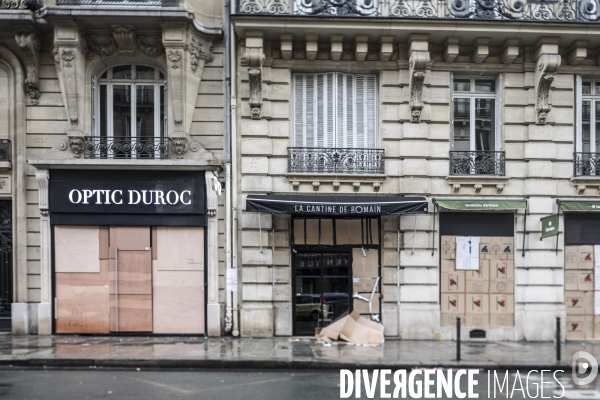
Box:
(316, 311, 384, 346)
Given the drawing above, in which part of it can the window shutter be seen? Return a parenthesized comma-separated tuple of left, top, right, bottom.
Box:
(366, 74, 377, 148)
(575, 75, 582, 153)
(495, 73, 503, 151)
(325, 72, 335, 148)
(450, 72, 454, 150)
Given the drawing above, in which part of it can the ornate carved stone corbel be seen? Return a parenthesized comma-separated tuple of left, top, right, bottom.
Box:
(85, 34, 118, 58)
(205, 171, 219, 218)
(67, 130, 85, 158)
(170, 132, 188, 159)
(15, 29, 41, 105)
(35, 169, 49, 216)
(137, 35, 164, 58)
(188, 36, 213, 72)
(408, 51, 428, 123)
(535, 54, 561, 125)
(112, 26, 136, 53)
(243, 47, 265, 120)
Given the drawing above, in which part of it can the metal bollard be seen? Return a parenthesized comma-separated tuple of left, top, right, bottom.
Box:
(457, 316, 461, 362)
(556, 316, 561, 362)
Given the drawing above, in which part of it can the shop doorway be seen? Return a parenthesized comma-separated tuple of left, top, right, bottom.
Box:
(0, 201, 12, 331)
(293, 251, 351, 336)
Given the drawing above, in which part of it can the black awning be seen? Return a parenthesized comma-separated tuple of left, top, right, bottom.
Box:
(246, 195, 428, 217)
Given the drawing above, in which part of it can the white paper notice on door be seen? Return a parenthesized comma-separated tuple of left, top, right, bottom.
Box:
(596, 267, 600, 291)
(226, 268, 238, 292)
(596, 292, 600, 315)
(456, 236, 480, 270)
(595, 246, 600, 267)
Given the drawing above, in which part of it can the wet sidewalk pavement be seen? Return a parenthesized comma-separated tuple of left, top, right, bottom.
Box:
(0, 333, 597, 370)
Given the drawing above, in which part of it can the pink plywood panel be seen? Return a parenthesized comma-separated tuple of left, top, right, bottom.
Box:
(109, 250, 152, 295)
(55, 261, 109, 334)
(99, 227, 109, 260)
(109, 227, 150, 257)
(109, 294, 152, 332)
(55, 226, 100, 273)
(155, 227, 204, 271)
(152, 286, 205, 334)
(151, 227, 157, 260)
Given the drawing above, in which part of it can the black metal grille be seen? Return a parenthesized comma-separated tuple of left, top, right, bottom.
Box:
(574, 152, 600, 176)
(56, 0, 178, 6)
(0, 201, 12, 331)
(0, 140, 11, 163)
(236, 0, 600, 23)
(288, 147, 385, 174)
(449, 151, 505, 176)
(84, 136, 170, 159)
(470, 329, 486, 339)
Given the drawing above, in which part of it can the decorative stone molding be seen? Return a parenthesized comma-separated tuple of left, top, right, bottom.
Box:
(188, 37, 212, 73)
(501, 39, 520, 65)
(379, 36, 394, 62)
(243, 41, 265, 120)
(444, 37, 460, 62)
(170, 132, 188, 159)
(288, 174, 384, 192)
(111, 26, 136, 53)
(35, 169, 49, 216)
(205, 171, 219, 218)
(570, 177, 600, 195)
(577, 185, 586, 194)
(535, 54, 561, 125)
(67, 130, 84, 158)
(568, 40, 587, 66)
(167, 49, 182, 70)
(408, 51, 428, 123)
(305, 34, 318, 61)
(330, 34, 343, 61)
(447, 176, 509, 194)
(137, 35, 164, 58)
(280, 34, 293, 60)
(15, 29, 41, 105)
(471, 38, 490, 64)
(85, 34, 117, 58)
(355, 35, 369, 61)
(53, 24, 85, 126)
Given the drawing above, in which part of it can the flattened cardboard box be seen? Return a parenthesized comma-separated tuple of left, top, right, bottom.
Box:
(490, 313, 514, 326)
(339, 311, 384, 345)
(466, 280, 489, 293)
(490, 280, 514, 294)
(441, 236, 456, 260)
(353, 294, 381, 314)
(490, 260, 514, 280)
(498, 237, 514, 260)
(566, 315, 594, 340)
(441, 313, 465, 327)
(565, 291, 593, 315)
(441, 293, 465, 313)
(565, 271, 579, 291)
(565, 246, 579, 270)
(441, 272, 465, 293)
(490, 294, 514, 314)
(578, 245, 594, 270)
(479, 239, 491, 261)
(466, 261, 490, 281)
(352, 277, 379, 293)
(465, 314, 489, 327)
(352, 248, 379, 279)
(465, 293, 489, 314)
(441, 259, 455, 273)
(578, 271, 594, 291)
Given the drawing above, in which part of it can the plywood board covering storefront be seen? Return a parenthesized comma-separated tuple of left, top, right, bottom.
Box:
(55, 226, 100, 273)
(155, 227, 204, 271)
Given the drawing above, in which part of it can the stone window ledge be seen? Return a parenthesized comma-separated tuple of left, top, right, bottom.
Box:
(570, 177, 600, 194)
(287, 173, 385, 192)
(28, 158, 221, 171)
(446, 175, 510, 194)
(0, 161, 11, 171)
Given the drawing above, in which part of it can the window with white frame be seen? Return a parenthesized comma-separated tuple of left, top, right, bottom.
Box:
(293, 72, 377, 149)
(450, 76, 504, 175)
(574, 77, 600, 176)
(92, 64, 167, 158)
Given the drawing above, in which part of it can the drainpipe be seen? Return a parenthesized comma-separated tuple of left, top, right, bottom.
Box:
(230, 24, 240, 337)
(224, 0, 233, 333)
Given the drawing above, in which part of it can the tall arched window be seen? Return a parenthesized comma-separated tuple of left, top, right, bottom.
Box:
(92, 64, 167, 159)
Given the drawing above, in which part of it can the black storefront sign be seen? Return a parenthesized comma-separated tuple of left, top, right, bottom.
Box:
(246, 195, 428, 217)
(50, 170, 206, 226)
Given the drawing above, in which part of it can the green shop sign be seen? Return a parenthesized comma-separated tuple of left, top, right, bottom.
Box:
(540, 215, 559, 238)
(559, 201, 600, 211)
(435, 199, 527, 211)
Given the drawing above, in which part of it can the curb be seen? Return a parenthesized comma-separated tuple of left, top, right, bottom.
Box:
(0, 358, 573, 371)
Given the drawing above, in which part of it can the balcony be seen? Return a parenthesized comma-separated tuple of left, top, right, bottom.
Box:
(236, 0, 600, 23)
(83, 136, 170, 160)
(55, 0, 178, 5)
(449, 151, 505, 176)
(288, 147, 384, 174)
(0, 0, 38, 9)
(574, 152, 600, 176)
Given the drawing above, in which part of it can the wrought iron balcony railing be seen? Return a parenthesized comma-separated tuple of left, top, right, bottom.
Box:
(288, 147, 385, 174)
(574, 152, 600, 176)
(0, 0, 39, 9)
(0, 140, 11, 163)
(236, 0, 600, 23)
(56, 0, 178, 6)
(84, 136, 170, 159)
(450, 150, 505, 176)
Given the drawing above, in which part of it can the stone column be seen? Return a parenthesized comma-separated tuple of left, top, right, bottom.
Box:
(36, 169, 52, 335)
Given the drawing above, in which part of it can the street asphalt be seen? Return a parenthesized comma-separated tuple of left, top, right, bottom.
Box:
(0, 369, 598, 400)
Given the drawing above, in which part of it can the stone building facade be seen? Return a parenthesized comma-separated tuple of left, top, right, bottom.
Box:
(232, 2, 600, 341)
(0, 0, 228, 335)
